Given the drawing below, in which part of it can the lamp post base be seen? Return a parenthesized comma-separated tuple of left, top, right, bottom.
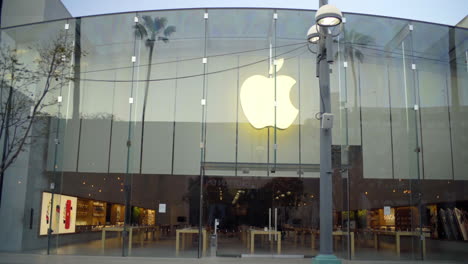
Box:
(312, 254, 342, 264)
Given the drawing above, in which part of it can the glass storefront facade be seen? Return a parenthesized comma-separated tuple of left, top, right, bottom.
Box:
(0, 8, 467, 262)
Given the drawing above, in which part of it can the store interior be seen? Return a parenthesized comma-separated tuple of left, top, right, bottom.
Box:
(35, 148, 468, 261)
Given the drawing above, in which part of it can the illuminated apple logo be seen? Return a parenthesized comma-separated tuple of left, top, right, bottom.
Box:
(240, 58, 298, 129)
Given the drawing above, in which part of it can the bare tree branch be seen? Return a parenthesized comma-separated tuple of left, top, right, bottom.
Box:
(0, 30, 75, 175)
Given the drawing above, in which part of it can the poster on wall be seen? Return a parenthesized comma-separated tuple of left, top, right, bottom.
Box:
(40, 192, 77, 235)
(158, 203, 166, 213)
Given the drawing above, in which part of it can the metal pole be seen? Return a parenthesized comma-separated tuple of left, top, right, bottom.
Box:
(314, 0, 341, 263)
(318, 33, 333, 256)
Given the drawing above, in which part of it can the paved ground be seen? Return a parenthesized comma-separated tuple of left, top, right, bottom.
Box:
(0, 253, 463, 264)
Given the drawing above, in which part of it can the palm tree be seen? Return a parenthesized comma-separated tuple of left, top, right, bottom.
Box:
(134, 16, 176, 173)
(72, 18, 82, 122)
(338, 30, 375, 110)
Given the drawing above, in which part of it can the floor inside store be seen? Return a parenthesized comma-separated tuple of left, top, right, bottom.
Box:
(25, 230, 468, 263)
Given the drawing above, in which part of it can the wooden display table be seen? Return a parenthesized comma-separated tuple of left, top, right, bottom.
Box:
(101, 226, 148, 255)
(144, 226, 160, 241)
(247, 229, 282, 254)
(239, 225, 249, 245)
(292, 227, 314, 246)
(372, 230, 430, 257)
(310, 230, 355, 258)
(175, 228, 208, 256)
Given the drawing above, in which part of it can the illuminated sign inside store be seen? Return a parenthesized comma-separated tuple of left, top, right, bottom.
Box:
(240, 58, 298, 129)
(40, 192, 77, 235)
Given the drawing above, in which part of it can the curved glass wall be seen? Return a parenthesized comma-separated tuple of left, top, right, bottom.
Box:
(0, 8, 467, 262)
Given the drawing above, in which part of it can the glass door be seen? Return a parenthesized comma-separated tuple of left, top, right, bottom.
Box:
(203, 173, 322, 258)
(268, 177, 319, 257)
(203, 175, 274, 257)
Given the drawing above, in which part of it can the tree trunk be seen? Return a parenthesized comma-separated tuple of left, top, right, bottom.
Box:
(72, 18, 81, 121)
(139, 44, 154, 174)
(350, 53, 359, 112)
(0, 86, 13, 207)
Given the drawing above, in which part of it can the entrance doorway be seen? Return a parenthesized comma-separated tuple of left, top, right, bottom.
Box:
(203, 174, 325, 257)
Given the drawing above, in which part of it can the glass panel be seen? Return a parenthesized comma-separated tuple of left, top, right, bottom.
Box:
(451, 29, 468, 182)
(328, 17, 351, 260)
(275, 10, 306, 168)
(204, 9, 272, 256)
(275, 10, 322, 256)
(204, 55, 238, 166)
(60, 12, 137, 256)
(234, 9, 273, 177)
(413, 23, 453, 181)
(335, 24, 351, 259)
(205, 15, 238, 168)
(0, 19, 75, 254)
(412, 22, 468, 262)
(343, 13, 421, 260)
(128, 9, 205, 258)
(299, 46, 320, 174)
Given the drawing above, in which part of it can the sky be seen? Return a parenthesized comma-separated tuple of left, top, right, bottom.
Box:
(61, 0, 467, 26)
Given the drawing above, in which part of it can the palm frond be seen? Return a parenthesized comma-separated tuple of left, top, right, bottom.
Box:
(154, 17, 168, 33)
(158, 36, 169, 43)
(142, 16, 154, 30)
(134, 24, 148, 40)
(164, 26, 176, 37)
(134, 16, 175, 45)
(340, 30, 376, 63)
(354, 50, 364, 62)
(145, 39, 155, 48)
(345, 30, 375, 46)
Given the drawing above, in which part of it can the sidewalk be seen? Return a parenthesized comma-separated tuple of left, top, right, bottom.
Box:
(0, 253, 462, 264)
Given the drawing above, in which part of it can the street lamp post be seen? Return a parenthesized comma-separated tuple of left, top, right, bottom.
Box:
(307, 1, 343, 263)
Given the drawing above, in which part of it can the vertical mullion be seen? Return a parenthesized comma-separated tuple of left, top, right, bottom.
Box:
(197, 9, 208, 258)
(123, 12, 139, 257)
(235, 56, 239, 177)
